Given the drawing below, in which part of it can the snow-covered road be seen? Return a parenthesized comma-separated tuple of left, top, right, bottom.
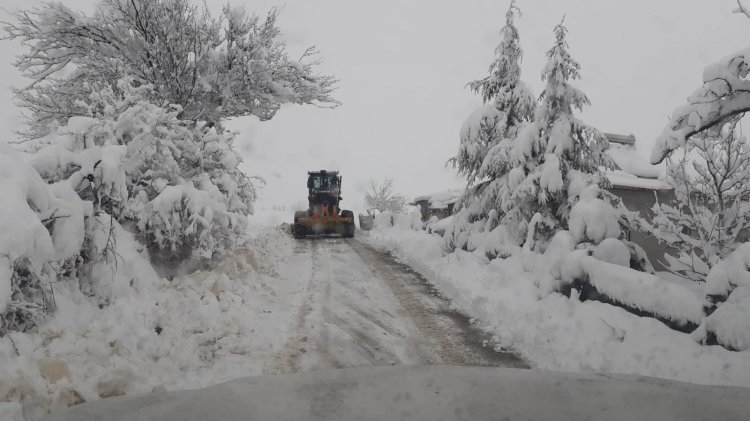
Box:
(267, 236, 526, 374)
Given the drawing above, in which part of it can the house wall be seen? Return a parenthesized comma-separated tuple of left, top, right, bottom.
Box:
(414, 200, 454, 221)
(609, 187, 677, 272)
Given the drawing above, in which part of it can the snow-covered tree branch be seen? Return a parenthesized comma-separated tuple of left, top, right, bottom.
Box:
(2, 0, 339, 135)
(651, 2, 750, 164)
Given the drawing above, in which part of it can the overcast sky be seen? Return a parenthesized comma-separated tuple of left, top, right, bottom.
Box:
(1, 0, 749, 214)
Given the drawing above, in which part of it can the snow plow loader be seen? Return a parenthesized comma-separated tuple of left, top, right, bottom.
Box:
(292, 170, 355, 239)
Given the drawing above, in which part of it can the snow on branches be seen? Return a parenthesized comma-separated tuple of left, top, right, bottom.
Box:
(445, 2, 535, 253)
(501, 19, 614, 248)
(364, 179, 407, 214)
(2, 0, 339, 135)
(651, 3, 750, 164)
(451, 1, 535, 187)
(650, 119, 750, 280)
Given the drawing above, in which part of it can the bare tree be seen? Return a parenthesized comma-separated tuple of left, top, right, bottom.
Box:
(2, 0, 339, 138)
(651, 118, 750, 280)
(364, 179, 407, 214)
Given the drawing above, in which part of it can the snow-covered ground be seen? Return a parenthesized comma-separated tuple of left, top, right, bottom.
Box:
(362, 224, 750, 387)
(1, 222, 305, 420)
(2, 210, 523, 420)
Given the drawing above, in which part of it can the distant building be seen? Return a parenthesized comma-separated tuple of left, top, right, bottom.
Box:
(603, 133, 675, 272)
(411, 189, 463, 221)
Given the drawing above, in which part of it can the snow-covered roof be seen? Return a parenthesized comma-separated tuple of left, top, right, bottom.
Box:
(604, 132, 636, 146)
(608, 147, 662, 179)
(412, 189, 463, 209)
(604, 134, 670, 191)
(606, 170, 671, 191)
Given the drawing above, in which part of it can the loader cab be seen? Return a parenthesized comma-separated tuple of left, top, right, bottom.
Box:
(307, 171, 341, 194)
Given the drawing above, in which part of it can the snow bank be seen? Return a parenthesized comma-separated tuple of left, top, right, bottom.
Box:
(703, 243, 750, 351)
(373, 209, 423, 231)
(364, 226, 750, 387)
(560, 252, 704, 330)
(0, 226, 297, 420)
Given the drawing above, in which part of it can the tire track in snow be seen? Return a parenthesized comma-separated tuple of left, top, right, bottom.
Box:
(268, 239, 317, 374)
(270, 234, 525, 376)
(346, 238, 528, 368)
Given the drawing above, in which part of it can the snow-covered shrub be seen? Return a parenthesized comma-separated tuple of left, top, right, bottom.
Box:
(0, 144, 91, 334)
(650, 119, 750, 281)
(700, 243, 750, 350)
(568, 186, 621, 244)
(135, 183, 247, 261)
(26, 80, 255, 264)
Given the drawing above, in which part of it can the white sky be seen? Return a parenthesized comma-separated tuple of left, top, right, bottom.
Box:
(1, 0, 749, 215)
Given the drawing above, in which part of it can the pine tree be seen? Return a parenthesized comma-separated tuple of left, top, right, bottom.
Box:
(501, 18, 613, 250)
(445, 1, 535, 252)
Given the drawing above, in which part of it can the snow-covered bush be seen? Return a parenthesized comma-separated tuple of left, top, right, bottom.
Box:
(568, 186, 622, 244)
(650, 119, 750, 281)
(701, 243, 750, 350)
(26, 80, 254, 264)
(0, 144, 90, 334)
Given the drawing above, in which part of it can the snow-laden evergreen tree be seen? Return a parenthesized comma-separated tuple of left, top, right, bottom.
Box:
(650, 118, 750, 281)
(500, 19, 614, 250)
(444, 1, 535, 252)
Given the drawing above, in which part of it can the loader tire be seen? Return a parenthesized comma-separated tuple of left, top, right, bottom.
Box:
(340, 210, 355, 238)
(293, 211, 308, 239)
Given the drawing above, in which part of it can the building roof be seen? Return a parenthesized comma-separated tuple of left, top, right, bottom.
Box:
(604, 133, 636, 146)
(411, 188, 463, 209)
